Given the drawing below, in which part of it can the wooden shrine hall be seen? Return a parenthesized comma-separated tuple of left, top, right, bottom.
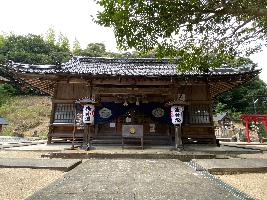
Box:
(6, 57, 260, 147)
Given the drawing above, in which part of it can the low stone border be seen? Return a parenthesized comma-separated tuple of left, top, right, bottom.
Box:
(191, 158, 267, 175)
(0, 158, 82, 172)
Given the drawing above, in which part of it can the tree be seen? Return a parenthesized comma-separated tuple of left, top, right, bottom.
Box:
(96, 0, 267, 71)
(0, 34, 70, 65)
(81, 43, 106, 57)
(214, 77, 267, 114)
(57, 32, 70, 51)
(0, 33, 71, 95)
(46, 27, 56, 45)
(72, 38, 82, 55)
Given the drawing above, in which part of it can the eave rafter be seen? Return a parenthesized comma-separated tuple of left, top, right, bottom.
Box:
(5, 57, 261, 98)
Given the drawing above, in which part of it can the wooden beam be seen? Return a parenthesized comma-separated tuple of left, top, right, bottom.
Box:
(94, 87, 171, 95)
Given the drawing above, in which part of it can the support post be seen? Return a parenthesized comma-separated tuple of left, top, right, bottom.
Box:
(71, 107, 77, 150)
(245, 118, 251, 143)
(175, 125, 182, 149)
(88, 125, 92, 150)
(263, 118, 267, 132)
(83, 124, 89, 148)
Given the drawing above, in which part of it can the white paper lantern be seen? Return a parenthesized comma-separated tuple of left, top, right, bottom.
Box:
(83, 104, 95, 124)
(171, 106, 184, 125)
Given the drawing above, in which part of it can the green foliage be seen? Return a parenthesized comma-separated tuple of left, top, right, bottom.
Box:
(0, 33, 70, 65)
(96, 0, 267, 71)
(57, 33, 70, 51)
(0, 31, 71, 95)
(81, 43, 107, 57)
(0, 84, 17, 106)
(214, 77, 267, 114)
(72, 38, 82, 55)
(259, 124, 267, 138)
(0, 96, 51, 136)
(0, 83, 17, 96)
(46, 27, 56, 45)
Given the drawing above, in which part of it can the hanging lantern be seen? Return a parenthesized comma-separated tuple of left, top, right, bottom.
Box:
(171, 105, 184, 125)
(82, 104, 95, 124)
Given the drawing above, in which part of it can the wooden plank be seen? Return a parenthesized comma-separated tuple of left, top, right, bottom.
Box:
(191, 85, 208, 101)
(94, 87, 171, 95)
(52, 99, 76, 103)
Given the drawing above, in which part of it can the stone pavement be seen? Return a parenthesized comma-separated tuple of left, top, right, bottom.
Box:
(221, 143, 267, 151)
(0, 158, 81, 172)
(191, 158, 267, 174)
(39, 144, 261, 161)
(27, 159, 243, 200)
(0, 136, 46, 150)
(6, 143, 70, 151)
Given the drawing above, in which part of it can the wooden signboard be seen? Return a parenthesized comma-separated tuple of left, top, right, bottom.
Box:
(122, 125, 143, 149)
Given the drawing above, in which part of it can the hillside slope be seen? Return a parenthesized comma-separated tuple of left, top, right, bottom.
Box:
(0, 96, 51, 138)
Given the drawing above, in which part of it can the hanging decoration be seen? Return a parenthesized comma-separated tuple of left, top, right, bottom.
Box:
(94, 102, 171, 124)
(152, 108, 165, 118)
(83, 104, 95, 124)
(171, 105, 184, 125)
(99, 107, 112, 119)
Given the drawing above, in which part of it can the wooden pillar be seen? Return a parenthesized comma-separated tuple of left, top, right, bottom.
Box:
(48, 81, 59, 144)
(207, 81, 216, 145)
(245, 118, 251, 143)
(175, 125, 182, 149)
(83, 124, 91, 148)
(82, 84, 95, 150)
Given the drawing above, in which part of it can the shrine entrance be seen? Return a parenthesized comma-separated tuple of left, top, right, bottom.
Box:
(240, 114, 267, 143)
(94, 103, 173, 146)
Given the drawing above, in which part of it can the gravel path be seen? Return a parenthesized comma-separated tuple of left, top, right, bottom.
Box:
(217, 173, 267, 200)
(215, 152, 267, 200)
(0, 150, 266, 199)
(0, 151, 64, 200)
(0, 168, 63, 200)
(0, 151, 44, 159)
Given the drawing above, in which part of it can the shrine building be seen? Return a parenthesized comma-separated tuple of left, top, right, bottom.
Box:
(6, 57, 260, 147)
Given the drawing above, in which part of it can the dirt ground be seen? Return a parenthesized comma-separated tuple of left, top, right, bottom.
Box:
(216, 152, 267, 200)
(0, 151, 266, 200)
(0, 151, 64, 200)
(0, 168, 63, 200)
(217, 173, 267, 200)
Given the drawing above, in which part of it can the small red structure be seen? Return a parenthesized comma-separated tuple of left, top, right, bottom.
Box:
(240, 114, 267, 143)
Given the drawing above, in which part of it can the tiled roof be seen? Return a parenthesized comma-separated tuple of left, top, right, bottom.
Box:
(0, 117, 8, 125)
(7, 57, 261, 77)
(213, 112, 229, 122)
(0, 76, 9, 82)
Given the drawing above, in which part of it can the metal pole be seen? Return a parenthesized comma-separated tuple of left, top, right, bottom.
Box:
(253, 98, 258, 114)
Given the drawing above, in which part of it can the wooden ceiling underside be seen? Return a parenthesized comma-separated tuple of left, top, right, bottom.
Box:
(208, 73, 257, 97)
(16, 72, 258, 98)
(20, 77, 56, 96)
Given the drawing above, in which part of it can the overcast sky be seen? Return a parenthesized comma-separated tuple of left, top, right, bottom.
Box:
(0, 0, 266, 82)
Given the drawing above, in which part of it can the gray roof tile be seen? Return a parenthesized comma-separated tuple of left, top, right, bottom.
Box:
(0, 117, 8, 125)
(8, 57, 261, 77)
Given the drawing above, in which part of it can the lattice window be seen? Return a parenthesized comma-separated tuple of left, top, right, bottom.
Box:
(54, 103, 75, 123)
(189, 105, 210, 124)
